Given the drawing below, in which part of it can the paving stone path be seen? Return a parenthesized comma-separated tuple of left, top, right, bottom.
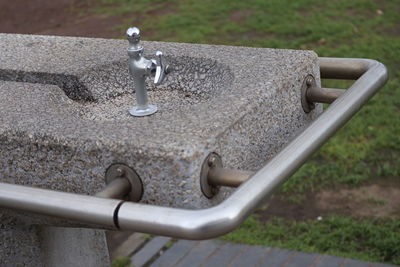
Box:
(119, 235, 397, 267)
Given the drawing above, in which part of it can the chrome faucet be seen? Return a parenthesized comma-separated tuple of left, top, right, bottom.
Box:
(126, 27, 170, 116)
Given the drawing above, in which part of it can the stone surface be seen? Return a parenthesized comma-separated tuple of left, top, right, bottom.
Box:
(151, 240, 198, 267)
(261, 247, 296, 266)
(130, 236, 171, 267)
(0, 34, 322, 213)
(201, 242, 244, 266)
(286, 252, 319, 267)
(129, 238, 395, 267)
(315, 255, 347, 267)
(229, 245, 269, 267)
(174, 240, 221, 267)
(108, 232, 147, 260)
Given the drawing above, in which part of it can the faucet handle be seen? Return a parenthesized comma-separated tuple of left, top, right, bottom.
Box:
(153, 51, 171, 85)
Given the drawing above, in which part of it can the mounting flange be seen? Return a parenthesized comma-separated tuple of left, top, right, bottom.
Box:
(105, 163, 143, 202)
(200, 153, 223, 198)
(301, 74, 316, 113)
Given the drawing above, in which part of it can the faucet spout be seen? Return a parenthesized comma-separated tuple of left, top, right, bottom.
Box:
(126, 27, 170, 117)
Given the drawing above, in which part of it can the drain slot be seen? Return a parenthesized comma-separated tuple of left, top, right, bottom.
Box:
(0, 69, 94, 102)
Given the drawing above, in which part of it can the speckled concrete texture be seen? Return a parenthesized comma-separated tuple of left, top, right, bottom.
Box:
(0, 223, 110, 267)
(0, 34, 322, 213)
(40, 227, 110, 267)
(0, 224, 43, 266)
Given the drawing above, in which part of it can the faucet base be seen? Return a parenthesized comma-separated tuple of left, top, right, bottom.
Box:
(129, 104, 158, 117)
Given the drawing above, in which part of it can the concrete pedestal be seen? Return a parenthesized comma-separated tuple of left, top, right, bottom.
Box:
(1, 224, 43, 266)
(40, 227, 110, 267)
(0, 33, 322, 265)
(0, 226, 109, 267)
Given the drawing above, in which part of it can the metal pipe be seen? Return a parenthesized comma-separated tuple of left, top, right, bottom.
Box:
(319, 57, 371, 80)
(0, 183, 122, 228)
(208, 168, 253, 187)
(95, 178, 131, 199)
(0, 58, 388, 240)
(307, 87, 345, 104)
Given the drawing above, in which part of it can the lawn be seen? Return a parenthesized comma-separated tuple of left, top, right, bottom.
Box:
(87, 0, 400, 264)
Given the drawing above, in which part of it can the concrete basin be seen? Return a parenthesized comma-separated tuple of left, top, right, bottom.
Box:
(62, 56, 232, 121)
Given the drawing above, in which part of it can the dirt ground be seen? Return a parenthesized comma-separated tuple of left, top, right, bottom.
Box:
(1, 0, 399, 223)
(0, 0, 122, 38)
(260, 177, 400, 222)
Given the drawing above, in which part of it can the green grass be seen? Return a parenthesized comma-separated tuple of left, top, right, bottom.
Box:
(366, 197, 387, 206)
(86, 0, 400, 264)
(111, 257, 132, 267)
(223, 216, 400, 265)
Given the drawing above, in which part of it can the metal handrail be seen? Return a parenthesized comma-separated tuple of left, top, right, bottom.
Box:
(0, 57, 388, 239)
